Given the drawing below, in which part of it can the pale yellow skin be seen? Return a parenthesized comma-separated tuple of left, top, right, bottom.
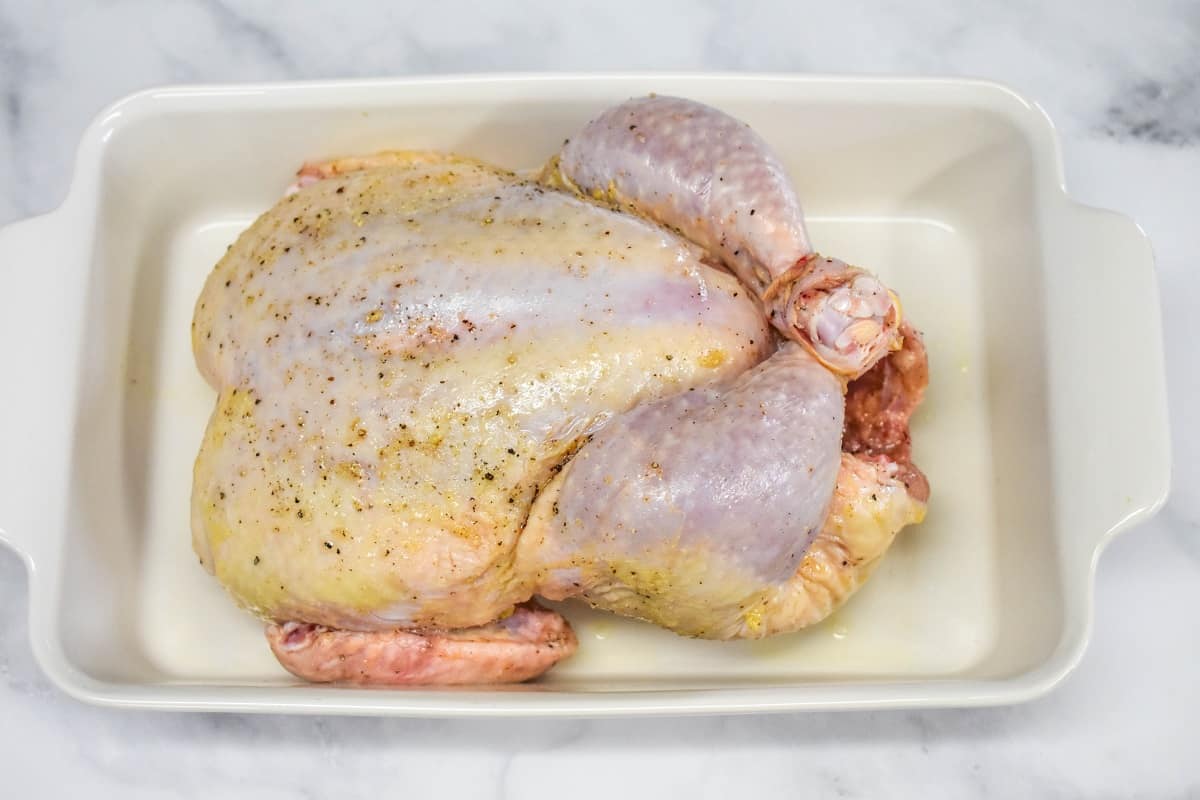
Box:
(192, 153, 770, 631)
(522, 452, 923, 639)
(755, 453, 924, 637)
(192, 150, 925, 649)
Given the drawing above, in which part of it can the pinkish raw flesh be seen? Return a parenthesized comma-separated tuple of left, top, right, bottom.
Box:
(191, 99, 929, 686)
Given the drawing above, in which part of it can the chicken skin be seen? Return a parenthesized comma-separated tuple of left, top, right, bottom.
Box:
(192, 97, 928, 685)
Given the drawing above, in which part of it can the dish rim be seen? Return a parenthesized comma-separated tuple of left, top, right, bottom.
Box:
(0, 72, 1170, 716)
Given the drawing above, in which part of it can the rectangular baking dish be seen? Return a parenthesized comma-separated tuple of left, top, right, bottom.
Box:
(0, 74, 1169, 716)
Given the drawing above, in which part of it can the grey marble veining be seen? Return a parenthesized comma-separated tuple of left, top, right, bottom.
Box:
(1102, 74, 1200, 146)
(0, 0, 1198, 796)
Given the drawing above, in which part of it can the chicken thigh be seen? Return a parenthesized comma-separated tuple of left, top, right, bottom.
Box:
(192, 97, 928, 685)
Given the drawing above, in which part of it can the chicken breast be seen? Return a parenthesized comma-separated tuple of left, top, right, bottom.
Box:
(192, 152, 771, 633)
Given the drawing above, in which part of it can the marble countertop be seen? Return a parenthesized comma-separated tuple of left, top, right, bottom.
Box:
(1, 0, 1197, 796)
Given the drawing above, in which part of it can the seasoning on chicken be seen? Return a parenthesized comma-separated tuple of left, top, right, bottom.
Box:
(191, 96, 928, 685)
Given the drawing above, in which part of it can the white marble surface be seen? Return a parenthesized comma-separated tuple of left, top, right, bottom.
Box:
(1, 0, 1198, 796)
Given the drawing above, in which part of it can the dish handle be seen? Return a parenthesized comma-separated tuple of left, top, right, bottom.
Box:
(1050, 203, 1171, 558)
(0, 211, 77, 575)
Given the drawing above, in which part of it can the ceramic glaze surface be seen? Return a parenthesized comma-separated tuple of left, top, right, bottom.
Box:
(0, 1, 1194, 796)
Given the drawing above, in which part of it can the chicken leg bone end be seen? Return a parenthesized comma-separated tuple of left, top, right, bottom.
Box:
(766, 255, 904, 379)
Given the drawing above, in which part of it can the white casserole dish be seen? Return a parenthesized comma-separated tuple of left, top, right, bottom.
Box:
(0, 74, 1169, 716)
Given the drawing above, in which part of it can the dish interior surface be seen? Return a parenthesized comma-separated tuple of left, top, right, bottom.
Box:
(53, 82, 1067, 694)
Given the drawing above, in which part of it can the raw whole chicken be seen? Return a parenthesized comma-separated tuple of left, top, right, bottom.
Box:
(191, 96, 928, 685)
